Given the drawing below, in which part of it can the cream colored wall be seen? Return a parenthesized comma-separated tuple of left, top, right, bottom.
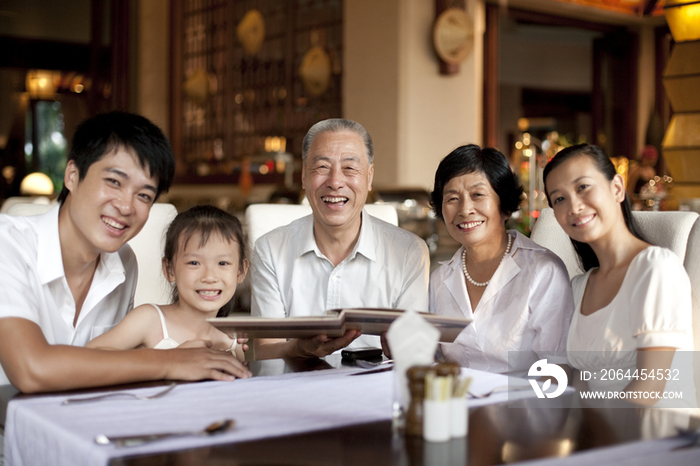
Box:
(344, 0, 401, 187)
(345, 0, 484, 191)
(136, 0, 170, 136)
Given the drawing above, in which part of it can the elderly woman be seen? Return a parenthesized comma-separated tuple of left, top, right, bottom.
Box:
(429, 144, 573, 373)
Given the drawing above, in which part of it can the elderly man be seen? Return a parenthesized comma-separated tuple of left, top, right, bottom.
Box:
(251, 118, 430, 359)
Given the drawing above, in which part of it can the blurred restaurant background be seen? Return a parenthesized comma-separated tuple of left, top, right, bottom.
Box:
(0, 0, 699, 285)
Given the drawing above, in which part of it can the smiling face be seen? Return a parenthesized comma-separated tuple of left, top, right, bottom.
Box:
(164, 232, 248, 315)
(60, 147, 158, 257)
(441, 171, 508, 250)
(302, 130, 374, 234)
(545, 155, 626, 245)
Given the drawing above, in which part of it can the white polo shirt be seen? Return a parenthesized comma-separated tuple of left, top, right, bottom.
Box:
(0, 205, 137, 385)
(430, 231, 574, 374)
(250, 210, 430, 349)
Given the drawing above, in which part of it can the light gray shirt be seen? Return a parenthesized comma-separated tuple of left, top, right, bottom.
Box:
(251, 209, 430, 348)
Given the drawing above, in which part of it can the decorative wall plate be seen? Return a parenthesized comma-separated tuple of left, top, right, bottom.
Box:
(237, 9, 265, 55)
(299, 46, 332, 96)
(433, 8, 473, 65)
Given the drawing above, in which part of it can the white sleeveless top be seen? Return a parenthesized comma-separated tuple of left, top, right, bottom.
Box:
(151, 304, 180, 350)
(150, 304, 237, 352)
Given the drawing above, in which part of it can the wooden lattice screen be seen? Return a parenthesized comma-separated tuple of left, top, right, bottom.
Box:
(171, 0, 343, 184)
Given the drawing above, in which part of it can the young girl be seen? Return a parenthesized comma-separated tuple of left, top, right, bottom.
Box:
(88, 205, 249, 362)
(543, 144, 695, 408)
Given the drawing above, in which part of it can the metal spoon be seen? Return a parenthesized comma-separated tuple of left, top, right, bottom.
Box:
(95, 419, 234, 447)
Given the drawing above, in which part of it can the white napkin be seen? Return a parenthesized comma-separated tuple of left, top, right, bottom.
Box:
(387, 309, 440, 411)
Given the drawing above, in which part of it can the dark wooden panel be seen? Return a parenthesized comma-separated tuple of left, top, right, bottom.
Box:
(0, 36, 105, 71)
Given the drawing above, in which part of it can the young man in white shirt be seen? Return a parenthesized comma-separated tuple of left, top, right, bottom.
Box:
(0, 111, 250, 393)
(251, 119, 430, 359)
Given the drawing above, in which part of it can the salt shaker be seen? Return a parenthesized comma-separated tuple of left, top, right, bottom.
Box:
(423, 371, 452, 442)
(451, 373, 471, 438)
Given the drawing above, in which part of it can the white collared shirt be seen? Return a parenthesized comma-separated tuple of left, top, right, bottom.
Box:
(429, 230, 573, 373)
(0, 205, 137, 385)
(250, 209, 430, 348)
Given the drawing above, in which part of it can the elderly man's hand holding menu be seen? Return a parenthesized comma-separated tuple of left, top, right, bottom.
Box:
(251, 119, 430, 359)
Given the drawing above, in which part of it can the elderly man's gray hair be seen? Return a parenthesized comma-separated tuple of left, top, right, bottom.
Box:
(302, 118, 374, 164)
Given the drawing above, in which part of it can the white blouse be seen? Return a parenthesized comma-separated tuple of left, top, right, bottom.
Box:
(567, 247, 695, 407)
(429, 231, 574, 374)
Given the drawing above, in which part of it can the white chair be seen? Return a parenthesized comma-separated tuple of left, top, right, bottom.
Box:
(0, 196, 52, 214)
(531, 207, 700, 401)
(531, 208, 700, 280)
(245, 203, 399, 248)
(127, 203, 177, 306)
(5, 202, 177, 307)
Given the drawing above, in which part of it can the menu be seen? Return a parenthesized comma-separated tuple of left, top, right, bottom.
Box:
(208, 308, 471, 343)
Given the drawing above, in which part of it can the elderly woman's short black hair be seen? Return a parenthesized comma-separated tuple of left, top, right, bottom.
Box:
(430, 144, 523, 220)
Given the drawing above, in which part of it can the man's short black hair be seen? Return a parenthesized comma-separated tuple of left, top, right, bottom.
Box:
(57, 111, 175, 204)
(430, 144, 523, 220)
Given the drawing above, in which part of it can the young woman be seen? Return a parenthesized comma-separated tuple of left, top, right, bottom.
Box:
(429, 144, 573, 374)
(543, 144, 695, 408)
(88, 205, 248, 362)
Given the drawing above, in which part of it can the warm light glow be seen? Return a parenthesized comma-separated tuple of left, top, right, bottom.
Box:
(665, 0, 700, 42)
(20, 172, 54, 196)
(264, 136, 287, 153)
(25, 70, 58, 99)
(515, 141, 523, 150)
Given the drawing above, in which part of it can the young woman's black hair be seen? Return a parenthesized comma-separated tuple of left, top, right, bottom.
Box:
(543, 143, 648, 271)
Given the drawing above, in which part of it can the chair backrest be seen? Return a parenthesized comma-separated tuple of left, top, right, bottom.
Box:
(531, 208, 700, 279)
(531, 207, 700, 399)
(128, 203, 178, 306)
(0, 196, 52, 214)
(5, 202, 177, 307)
(5, 202, 53, 217)
(245, 203, 399, 248)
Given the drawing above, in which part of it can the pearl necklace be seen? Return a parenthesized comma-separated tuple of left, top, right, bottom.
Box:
(462, 234, 513, 287)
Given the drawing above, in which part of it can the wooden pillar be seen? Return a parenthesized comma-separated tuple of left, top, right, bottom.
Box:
(483, 3, 499, 148)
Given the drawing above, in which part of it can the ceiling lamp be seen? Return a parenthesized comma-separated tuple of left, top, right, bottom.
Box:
(20, 172, 54, 196)
(664, 0, 700, 42)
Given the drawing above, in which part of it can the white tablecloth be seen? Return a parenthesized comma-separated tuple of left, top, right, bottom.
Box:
(4, 366, 529, 466)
